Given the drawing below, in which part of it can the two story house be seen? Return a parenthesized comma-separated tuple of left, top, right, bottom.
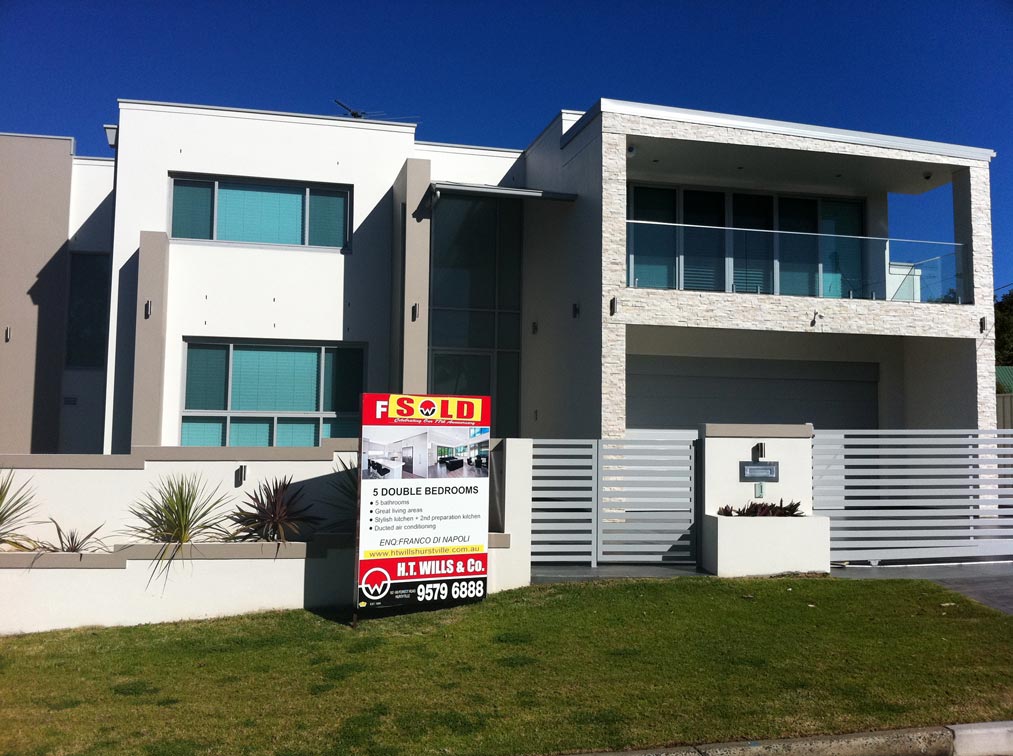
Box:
(0, 98, 995, 454)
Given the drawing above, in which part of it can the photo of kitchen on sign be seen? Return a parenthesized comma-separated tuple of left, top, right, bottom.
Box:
(360, 425, 490, 480)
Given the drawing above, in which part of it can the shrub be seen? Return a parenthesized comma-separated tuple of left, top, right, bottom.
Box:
(38, 519, 106, 553)
(717, 499, 804, 517)
(0, 470, 37, 551)
(228, 476, 322, 542)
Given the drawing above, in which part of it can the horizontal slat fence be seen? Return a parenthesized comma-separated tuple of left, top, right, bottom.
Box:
(531, 440, 598, 565)
(598, 435, 696, 564)
(813, 429, 1013, 562)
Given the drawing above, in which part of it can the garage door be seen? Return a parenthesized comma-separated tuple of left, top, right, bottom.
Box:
(627, 355, 878, 430)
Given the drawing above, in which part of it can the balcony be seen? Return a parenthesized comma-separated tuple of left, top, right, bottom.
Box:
(626, 221, 966, 304)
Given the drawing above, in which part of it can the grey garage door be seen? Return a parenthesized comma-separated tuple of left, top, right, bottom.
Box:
(627, 355, 878, 430)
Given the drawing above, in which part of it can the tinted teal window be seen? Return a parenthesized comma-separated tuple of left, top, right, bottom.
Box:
(230, 418, 272, 447)
(323, 417, 360, 439)
(276, 418, 319, 447)
(308, 189, 347, 247)
(185, 344, 228, 410)
(231, 346, 319, 411)
(172, 180, 214, 239)
(181, 417, 225, 446)
(323, 347, 363, 412)
(217, 183, 304, 245)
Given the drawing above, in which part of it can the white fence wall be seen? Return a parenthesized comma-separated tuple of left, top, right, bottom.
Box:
(813, 429, 1013, 562)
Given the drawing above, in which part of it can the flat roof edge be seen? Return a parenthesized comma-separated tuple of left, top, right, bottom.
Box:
(0, 132, 76, 153)
(117, 99, 418, 131)
(600, 99, 994, 161)
(415, 141, 523, 156)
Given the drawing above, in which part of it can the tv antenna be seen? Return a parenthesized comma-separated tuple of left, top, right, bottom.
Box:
(333, 98, 385, 120)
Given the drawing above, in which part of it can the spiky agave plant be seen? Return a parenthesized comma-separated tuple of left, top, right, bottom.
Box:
(228, 476, 322, 542)
(123, 474, 230, 582)
(0, 469, 38, 551)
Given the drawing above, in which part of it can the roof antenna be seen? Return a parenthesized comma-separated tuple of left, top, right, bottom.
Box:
(333, 98, 366, 119)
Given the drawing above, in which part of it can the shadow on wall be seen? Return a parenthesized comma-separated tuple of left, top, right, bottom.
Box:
(341, 187, 394, 392)
(27, 242, 70, 453)
(110, 250, 138, 454)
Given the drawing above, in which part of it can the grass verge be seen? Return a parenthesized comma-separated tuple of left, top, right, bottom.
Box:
(1, 577, 1011, 756)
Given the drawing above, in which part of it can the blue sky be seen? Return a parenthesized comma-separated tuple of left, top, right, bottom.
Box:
(2, 0, 1010, 289)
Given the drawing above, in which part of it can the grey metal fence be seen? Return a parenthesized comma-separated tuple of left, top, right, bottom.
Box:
(531, 440, 599, 565)
(813, 429, 1013, 562)
(597, 435, 697, 564)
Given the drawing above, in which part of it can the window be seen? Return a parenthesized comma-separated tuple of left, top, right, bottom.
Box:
(171, 177, 349, 248)
(629, 185, 863, 297)
(429, 195, 521, 437)
(65, 253, 112, 368)
(181, 341, 364, 447)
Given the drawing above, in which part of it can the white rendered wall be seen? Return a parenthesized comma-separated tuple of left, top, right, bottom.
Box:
(105, 103, 417, 452)
(701, 434, 814, 515)
(160, 241, 349, 445)
(68, 157, 114, 252)
(414, 142, 522, 185)
(0, 555, 306, 635)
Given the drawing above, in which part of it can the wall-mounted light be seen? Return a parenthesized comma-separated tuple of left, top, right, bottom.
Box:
(3, 326, 10, 343)
(411, 303, 419, 322)
(609, 297, 619, 316)
(144, 300, 152, 319)
(103, 124, 118, 150)
(235, 464, 247, 488)
(572, 303, 580, 319)
(981, 316, 989, 333)
(531, 321, 538, 335)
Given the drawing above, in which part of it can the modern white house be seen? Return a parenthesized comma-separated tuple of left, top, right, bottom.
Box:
(0, 97, 996, 455)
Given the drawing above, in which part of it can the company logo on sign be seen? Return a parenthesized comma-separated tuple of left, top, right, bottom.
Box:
(376, 395, 486, 423)
(360, 567, 391, 600)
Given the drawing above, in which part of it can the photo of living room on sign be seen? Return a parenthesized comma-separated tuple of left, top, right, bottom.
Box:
(361, 426, 490, 480)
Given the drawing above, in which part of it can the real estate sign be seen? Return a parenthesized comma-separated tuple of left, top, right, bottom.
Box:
(355, 393, 491, 612)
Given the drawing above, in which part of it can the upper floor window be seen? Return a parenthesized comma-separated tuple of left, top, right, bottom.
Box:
(171, 177, 349, 248)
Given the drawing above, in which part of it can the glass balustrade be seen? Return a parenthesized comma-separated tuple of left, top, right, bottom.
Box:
(626, 221, 966, 304)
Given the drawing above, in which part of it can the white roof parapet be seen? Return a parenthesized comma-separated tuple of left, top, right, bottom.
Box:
(117, 99, 417, 133)
(562, 98, 995, 162)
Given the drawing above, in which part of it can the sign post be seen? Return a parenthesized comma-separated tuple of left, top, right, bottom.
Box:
(355, 393, 491, 613)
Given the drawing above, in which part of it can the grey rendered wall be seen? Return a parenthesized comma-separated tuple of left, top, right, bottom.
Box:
(0, 134, 73, 453)
(392, 159, 432, 393)
(520, 114, 604, 438)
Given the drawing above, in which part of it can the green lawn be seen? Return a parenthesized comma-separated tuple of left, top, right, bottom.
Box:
(1, 577, 1012, 756)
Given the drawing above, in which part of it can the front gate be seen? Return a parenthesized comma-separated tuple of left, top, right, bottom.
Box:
(531, 434, 697, 566)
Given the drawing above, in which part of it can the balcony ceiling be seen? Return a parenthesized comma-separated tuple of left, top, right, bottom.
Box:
(626, 136, 956, 196)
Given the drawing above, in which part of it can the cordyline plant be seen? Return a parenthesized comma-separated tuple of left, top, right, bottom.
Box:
(123, 474, 230, 583)
(228, 476, 322, 542)
(717, 499, 804, 517)
(37, 519, 107, 553)
(0, 469, 38, 551)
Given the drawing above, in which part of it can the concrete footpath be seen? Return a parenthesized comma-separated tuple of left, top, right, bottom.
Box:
(572, 721, 1013, 756)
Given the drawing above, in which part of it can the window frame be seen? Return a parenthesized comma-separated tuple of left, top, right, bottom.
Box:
(180, 338, 366, 447)
(169, 173, 352, 251)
